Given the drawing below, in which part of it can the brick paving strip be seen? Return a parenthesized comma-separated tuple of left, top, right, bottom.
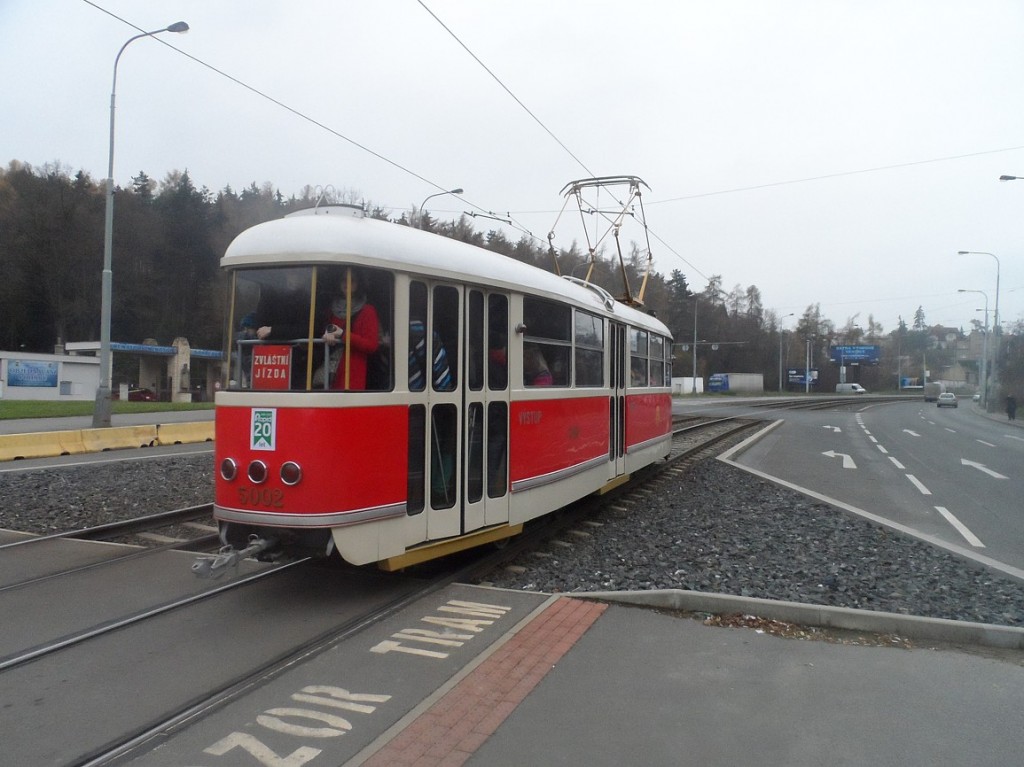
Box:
(359, 596, 608, 767)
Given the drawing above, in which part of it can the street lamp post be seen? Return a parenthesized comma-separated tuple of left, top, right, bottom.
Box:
(957, 251, 1000, 338)
(805, 337, 813, 394)
(418, 187, 463, 229)
(691, 298, 699, 394)
(998, 174, 1022, 181)
(93, 21, 190, 428)
(777, 313, 794, 392)
(958, 289, 989, 409)
(958, 250, 1000, 405)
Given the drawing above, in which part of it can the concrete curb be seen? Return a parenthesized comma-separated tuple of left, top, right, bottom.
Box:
(0, 422, 213, 461)
(573, 589, 1024, 650)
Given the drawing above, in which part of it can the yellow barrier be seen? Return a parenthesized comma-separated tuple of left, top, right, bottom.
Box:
(0, 431, 80, 461)
(0, 421, 213, 462)
(79, 425, 158, 452)
(156, 421, 215, 446)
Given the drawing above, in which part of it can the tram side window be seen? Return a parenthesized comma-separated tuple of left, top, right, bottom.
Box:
(487, 401, 508, 498)
(488, 294, 508, 391)
(522, 296, 570, 387)
(431, 403, 457, 509)
(630, 328, 649, 387)
(409, 282, 428, 391)
(468, 291, 484, 391)
(574, 310, 604, 387)
(650, 334, 665, 388)
(432, 286, 458, 392)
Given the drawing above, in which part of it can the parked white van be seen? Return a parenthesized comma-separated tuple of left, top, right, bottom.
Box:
(836, 383, 867, 394)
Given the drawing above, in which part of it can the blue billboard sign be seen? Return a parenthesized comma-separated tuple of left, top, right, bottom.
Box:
(708, 373, 729, 392)
(787, 368, 819, 386)
(829, 345, 880, 364)
(7, 360, 58, 387)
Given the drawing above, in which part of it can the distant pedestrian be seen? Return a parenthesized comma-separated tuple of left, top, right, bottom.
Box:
(1007, 395, 1017, 421)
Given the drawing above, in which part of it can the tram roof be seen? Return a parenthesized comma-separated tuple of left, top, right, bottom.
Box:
(223, 207, 670, 336)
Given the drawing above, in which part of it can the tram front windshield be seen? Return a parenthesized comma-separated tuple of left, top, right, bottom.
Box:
(227, 265, 392, 392)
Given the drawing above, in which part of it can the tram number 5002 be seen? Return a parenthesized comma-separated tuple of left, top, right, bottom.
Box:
(238, 486, 285, 508)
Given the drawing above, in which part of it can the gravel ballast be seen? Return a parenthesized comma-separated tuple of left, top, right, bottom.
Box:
(1, 454, 1021, 627)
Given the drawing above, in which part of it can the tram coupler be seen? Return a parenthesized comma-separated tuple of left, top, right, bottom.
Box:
(191, 535, 278, 579)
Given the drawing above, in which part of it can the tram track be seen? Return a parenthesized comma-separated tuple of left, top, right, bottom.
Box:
(2, 417, 765, 765)
(0, 502, 219, 551)
(0, 558, 308, 674)
(0, 503, 220, 593)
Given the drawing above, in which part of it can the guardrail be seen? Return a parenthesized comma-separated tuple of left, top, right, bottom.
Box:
(0, 422, 213, 462)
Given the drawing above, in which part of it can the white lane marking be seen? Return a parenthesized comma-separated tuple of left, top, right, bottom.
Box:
(889, 457, 906, 469)
(822, 450, 857, 469)
(903, 429, 920, 437)
(876, 445, 888, 454)
(945, 428, 956, 433)
(935, 506, 985, 548)
(975, 439, 996, 447)
(822, 425, 841, 433)
(1007, 435, 1024, 443)
(960, 459, 1008, 479)
(905, 474, 932, 495)
(718, 446, 1024, 582)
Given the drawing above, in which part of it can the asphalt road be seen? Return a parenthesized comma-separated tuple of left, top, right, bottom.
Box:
(724, 398, 1024, 574)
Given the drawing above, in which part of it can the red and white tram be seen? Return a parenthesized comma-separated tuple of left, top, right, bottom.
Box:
(214, 204, 672, 569)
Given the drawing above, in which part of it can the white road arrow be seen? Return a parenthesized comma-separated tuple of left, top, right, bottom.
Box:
(903, 429, 920, 437)
(960, 459, 1008, 479)
(823, 450, 857, 469)
(822, 425, 841, 433)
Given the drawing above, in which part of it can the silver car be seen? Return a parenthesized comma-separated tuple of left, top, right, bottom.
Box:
(937, 392, 958, 408)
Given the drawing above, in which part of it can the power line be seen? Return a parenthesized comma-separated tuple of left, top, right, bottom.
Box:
(648, 145, 1024, 204)
(81, 0, 480, 211)
(416, 0, 596, 179)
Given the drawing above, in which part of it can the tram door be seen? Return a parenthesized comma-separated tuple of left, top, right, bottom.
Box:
(609, 322, 627, 477)
(462, 290, 510, 532)
(408, 281, 463, 541)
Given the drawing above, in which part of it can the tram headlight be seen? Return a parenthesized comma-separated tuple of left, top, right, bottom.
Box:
(247, 460, 269, 484)
(280, 461, 302, 486)
(220, 458, 238, 481)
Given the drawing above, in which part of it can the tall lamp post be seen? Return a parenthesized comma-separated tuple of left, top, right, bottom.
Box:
(958, 250, 1000, 406)
(777, 313, 794, 392)
(804, 336, 814, 394)
(957, 251, 1000, 338)
(690, 298, 699, 393)
(418, 187, 463, 229)
(93, 21, 190, 428)
(958, 289, 989, 409)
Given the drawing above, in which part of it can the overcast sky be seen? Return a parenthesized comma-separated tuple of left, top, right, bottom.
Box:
(3, 0, 1022, 336)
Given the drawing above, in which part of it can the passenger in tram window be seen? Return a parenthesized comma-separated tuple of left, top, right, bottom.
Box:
(254, 269, 312, 342)
(319, 270, 380, 390)
(366, 326, 392, 391)
(488, 345, 508, 389)
(549, 348, 569, 386)
(233, 312, 258, 387)
(630, 356, 648, 387)
(409, 320, 453, 391)
(524, 344, 553, 386)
